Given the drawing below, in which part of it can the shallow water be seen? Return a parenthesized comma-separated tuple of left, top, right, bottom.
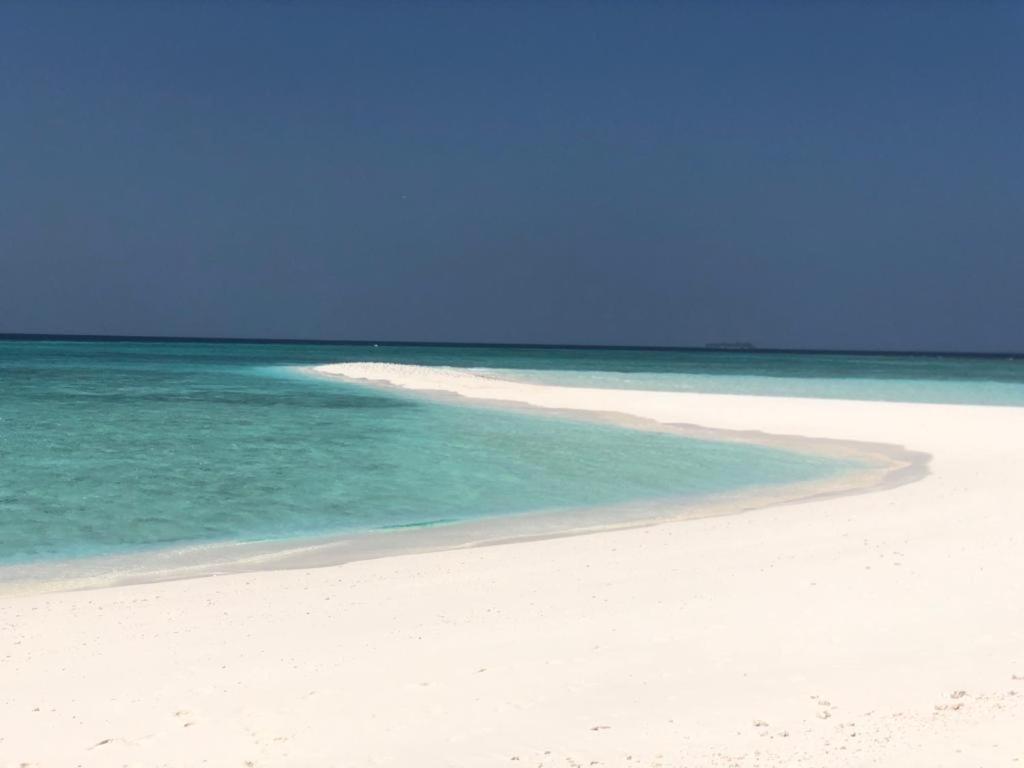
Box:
(484, 365, 1024, 405)
(0, 340, 855, 565)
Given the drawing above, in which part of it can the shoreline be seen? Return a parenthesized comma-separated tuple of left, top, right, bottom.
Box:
(0, 368, 926, 597)
(4, 365, 1023, 766)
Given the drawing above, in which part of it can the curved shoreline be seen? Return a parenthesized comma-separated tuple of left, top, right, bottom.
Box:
(308, 362, 931, 499)
(0, 364, 928, 596)
(5, 365, 1024, 765)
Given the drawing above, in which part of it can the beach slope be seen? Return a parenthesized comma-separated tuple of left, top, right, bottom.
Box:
(2, 365, 1023, 767)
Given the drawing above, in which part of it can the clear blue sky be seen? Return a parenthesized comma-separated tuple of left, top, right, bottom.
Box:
(1, 1, 1022, 351)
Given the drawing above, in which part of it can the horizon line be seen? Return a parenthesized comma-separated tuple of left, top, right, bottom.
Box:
(0, 331, 1020, 360)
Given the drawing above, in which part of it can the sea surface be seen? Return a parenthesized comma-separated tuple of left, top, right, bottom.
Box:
(2, 339, 1021, 567)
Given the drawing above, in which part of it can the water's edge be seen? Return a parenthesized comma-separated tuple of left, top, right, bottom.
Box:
(0, 372, 929, 597)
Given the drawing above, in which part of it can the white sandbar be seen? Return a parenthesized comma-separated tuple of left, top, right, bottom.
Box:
(2, 363, 1022, 766)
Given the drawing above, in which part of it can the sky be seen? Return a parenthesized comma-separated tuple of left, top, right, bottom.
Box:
(1, 1, 1022, 352)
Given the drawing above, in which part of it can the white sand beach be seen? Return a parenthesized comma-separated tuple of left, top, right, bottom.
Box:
(2, 364, 1023, 767)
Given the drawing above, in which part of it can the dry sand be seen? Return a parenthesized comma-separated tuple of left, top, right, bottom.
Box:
(2, 363, 1023, 767)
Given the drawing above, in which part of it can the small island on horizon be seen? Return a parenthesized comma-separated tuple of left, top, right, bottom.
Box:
(704, 341, 757, 351)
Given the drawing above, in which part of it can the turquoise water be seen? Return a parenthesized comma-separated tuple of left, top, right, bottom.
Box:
(463, 348, 1024, 405)
(0, 340, 854, 565)
(486, 366, 1024, 405)
(2, 339, 1021, 566)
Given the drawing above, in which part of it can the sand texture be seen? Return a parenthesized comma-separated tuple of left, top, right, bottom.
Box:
(2, 364, 1023, 767)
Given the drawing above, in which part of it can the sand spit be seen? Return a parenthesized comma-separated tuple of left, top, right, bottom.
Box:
(2, 364, 1023, 766)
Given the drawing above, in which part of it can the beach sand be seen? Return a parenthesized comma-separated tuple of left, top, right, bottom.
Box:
(2, 364, 1023, 767)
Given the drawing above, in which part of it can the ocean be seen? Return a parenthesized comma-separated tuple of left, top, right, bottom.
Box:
(1, 338, 1021, 568)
